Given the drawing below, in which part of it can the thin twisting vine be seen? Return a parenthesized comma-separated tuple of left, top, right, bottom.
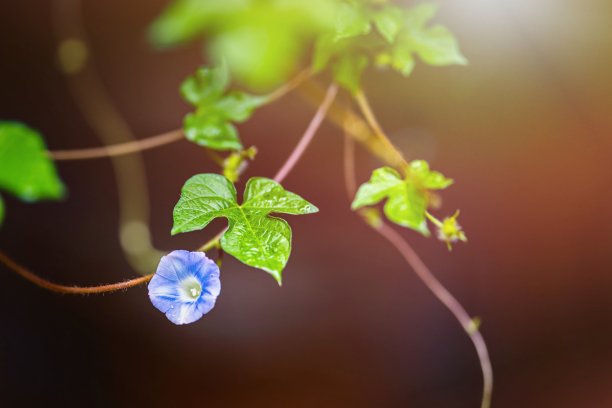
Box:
(0, 1, 493, 406)
(343, 134, 492, 408)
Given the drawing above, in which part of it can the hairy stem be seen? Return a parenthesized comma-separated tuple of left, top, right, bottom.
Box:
(0, 251, 152, 294)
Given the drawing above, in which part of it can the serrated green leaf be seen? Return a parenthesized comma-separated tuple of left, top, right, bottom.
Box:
(180, 63, 230, 106)
(180, 65, 266, 151)
(351, 167, 403, 208)
(221, 214, 292, 281)
(333, 52, 369, 94)
(351, 166, 428, 235)
(183, 112, 242, 151)
(172, 174, 318, 283)
(351, 161, 452, 235)
(0, 122, 65, 202)
(241, 177, 318, 215)
(334, 2, 371, 41)
(172, 174, 237, 233)
(373, 6, 404, 43)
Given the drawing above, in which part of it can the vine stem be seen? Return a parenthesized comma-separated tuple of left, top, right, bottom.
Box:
(265, 68, 313, 105)
(297, 80, 404, 167)
(274, 83, 338, 183)
(374, 224, 493, 408)
(343, 125, 358, 199)
(354, 89, 408, 169)
(9, 0, 316, 294)
(49, 129, 184, 161)
(46, 69, 314, 162)
(0, 251, 151, 294)
(342, 126, 493, 408)
(0, 84, 338, 295)
(199, 83, 338, 252)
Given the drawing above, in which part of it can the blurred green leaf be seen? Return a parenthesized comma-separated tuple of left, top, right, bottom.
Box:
(209, 23, 302, 90)
(334, 2, 371, 41)
(389, 46, 416, 76)
(404, 3, 439, 28)
(392, 3, 467, 71)
(332, 53, 369, 94)
(172, 174, 318, 283)
(0, 122, 65, 202)
(373, 6, 404, 43)
(149, 0, 250, 47)
(312, 34, 342, 74)
(313, 1, 466, 90)
(180, 63, 230, 106)
(151, 0, 337, 90)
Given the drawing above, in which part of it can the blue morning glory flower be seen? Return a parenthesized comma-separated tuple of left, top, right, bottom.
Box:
(148, 250, 221, 325)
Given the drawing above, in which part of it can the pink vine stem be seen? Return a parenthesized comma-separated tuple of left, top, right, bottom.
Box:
(274, 84, 338, 183)
(343, 134, 493, 408)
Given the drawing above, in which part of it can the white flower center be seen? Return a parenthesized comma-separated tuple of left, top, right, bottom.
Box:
(179, 276, 202, 301)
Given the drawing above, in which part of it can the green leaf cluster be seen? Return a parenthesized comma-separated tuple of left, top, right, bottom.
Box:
(151, 1, 464, 93)
(313, 2, 467, 93)
(0, 122, 65, 226)
(181, 64, 266, 151)
(172, 174, 318, 284)
(150, 0, 338, 90)
(352, 160, 452, 235)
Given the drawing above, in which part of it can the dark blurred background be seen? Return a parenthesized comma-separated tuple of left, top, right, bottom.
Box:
(1, 0, 612, 406)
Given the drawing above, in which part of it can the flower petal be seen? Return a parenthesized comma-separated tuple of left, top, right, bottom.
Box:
(165, 301, 203, 325)
(148, 250, 222, 325)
